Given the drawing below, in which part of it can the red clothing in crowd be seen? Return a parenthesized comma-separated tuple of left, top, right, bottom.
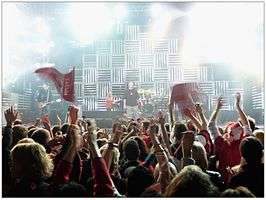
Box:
(53, 158, 114, 197)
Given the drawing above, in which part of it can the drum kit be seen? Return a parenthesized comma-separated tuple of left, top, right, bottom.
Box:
(137, 88, 168, 117)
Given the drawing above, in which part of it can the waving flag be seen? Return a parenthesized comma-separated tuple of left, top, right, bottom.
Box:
(35, 67, 75, 103)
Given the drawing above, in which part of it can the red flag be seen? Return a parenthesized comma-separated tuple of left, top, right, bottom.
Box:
(35, 67, 75, 103)
(170, 82, 200, 117)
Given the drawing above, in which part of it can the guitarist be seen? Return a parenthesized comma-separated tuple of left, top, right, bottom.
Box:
(34, 84, 52, 116)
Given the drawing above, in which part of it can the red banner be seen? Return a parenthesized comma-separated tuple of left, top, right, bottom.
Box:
(35, 67, 75, 103)
(170, 82, 200, 116)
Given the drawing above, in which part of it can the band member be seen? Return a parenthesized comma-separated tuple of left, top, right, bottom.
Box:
(34, 84, 52, 116)
(106, 92, 113, 111)
(123, 81, 140, 119)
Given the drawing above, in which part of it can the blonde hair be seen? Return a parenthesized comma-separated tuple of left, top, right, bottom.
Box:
(100, 144, 120, 173)
(192, 141, 208, 171)
(11, 142, 54, 178)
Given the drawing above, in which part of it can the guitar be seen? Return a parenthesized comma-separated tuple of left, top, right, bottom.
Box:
(36, 99, 62, 110)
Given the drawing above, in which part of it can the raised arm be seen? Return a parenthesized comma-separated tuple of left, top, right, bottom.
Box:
(158, 111, 172, 156)
(208, 96, 223, 139)
(183, 108, 202, 131)
(168, 103, 175, 127)
(195, 103, 208, 131)
(235, 93, 252, 135)
(85, 121, 115, 197)
(149, 123, 170, 194)
(181, 131, 195, 169)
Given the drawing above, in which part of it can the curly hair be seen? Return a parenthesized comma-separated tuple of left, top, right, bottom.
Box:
(11, 142, 54, 178)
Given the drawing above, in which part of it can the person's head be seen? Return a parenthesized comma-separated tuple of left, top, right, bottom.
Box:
(31, 128, 51, 148)
(127, 166, 155, 197)
(128, 82, 134, 90)
(226, 122, 243, 141)
(132, 136, 148, 160)
(221, 186, 255, 197)
(27, 127, 38, 138)
(13, 119, 22, 125)
(12, 125, 28, 147)
(52, 125, 61, 137)
(173, 122, 187, 142)
(61, 123, 70, 135)
(154, 162, 177, 183)
(164, 165, 218, 197)
(142, 121, 150, 131)
(253, 129, 264, 146)
(187, 120, 197, 132)
(54, 182, 87, 197)
(10, 142, 54, 179)
(240, 136, 263, 166)
(192, 141, 208, 171)
(123, 139, 140, 161)
(97, 138, 108, 149)
(17, 138, 35, 144)
(100, 144, 120, 174)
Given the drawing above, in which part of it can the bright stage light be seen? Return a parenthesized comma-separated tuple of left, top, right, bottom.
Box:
(151, 4, 163, 18)
(113, 4, 127, 20)
(68, 3, 115, 43)
(183, 3, 263, 77)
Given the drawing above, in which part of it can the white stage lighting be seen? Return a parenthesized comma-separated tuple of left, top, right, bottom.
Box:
(69, 3, 115, 43)
(113, 4, 127, 20)
(151, 4, 163, 18)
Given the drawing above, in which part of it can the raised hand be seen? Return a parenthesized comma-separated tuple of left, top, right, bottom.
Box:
(183, 108, 193, 118)
(195, 103, 203, 113)
(182, 131, 195, 158)
(158, 111, 166, 124)
(216, 96, 223, 110)
(68, 124, 82, 149)
(69, 105, 79, 124)
(235, 92, 241, 107)
(4, 106, 18, 126)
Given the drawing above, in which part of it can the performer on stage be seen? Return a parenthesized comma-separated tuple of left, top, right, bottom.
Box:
(105, 92, 113, 111)
(34, 84, 52, 116)
(123, 81, 140, 119)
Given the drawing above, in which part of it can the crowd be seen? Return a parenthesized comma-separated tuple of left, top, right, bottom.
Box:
(2, 92, 264, 197)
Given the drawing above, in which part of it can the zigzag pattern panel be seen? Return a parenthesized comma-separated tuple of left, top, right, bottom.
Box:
(183, 68, 199, 81)
(125, 40, 140, 54)
(140, 67, 153, 82)
(97, 98, 107, 111)
(75, 83, 83, 98)
(83, 54, 97, 68)
(84, 97, 96, 111)
(199, 65, 209, 81)
(83, 43, 96, 54)
(125, 25, 139, 40)
(227, 81, 244, 94)
(97, 83, 111, 98)
(139, 82, 155, 90)
(140, 39, 153, 54)
(126, 54, 138, 68)
(154, 39, 168, 53)
(125, 69, 140, 82)
(214, 81, 228, 95)
(97, 69, 111, 82)
(139, 54, 153, 68)
(83, 68, 96, 83)
(112, 83, 125, 96)
(112, 68, 124, 83)
(74, 68, 83, 83)
(84, 84, 97, 97)
(111, 40, 124, 55)
(154, 53, 168, 68)
(155, 82, 169, 97)
(251, 85, 263, 109)
(112, 55, 125, 68)
(97, 54, 110, 68)
(168, 39, 179, 54)
(198, 82, 215, 95)
(154, 68, 168, 82)
(96, 40, 111, 54)
(168, 54, 182, 68)
(168, 66, 183, 82)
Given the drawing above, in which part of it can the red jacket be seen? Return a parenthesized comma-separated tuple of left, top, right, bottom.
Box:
(53, 158, 114, 197)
